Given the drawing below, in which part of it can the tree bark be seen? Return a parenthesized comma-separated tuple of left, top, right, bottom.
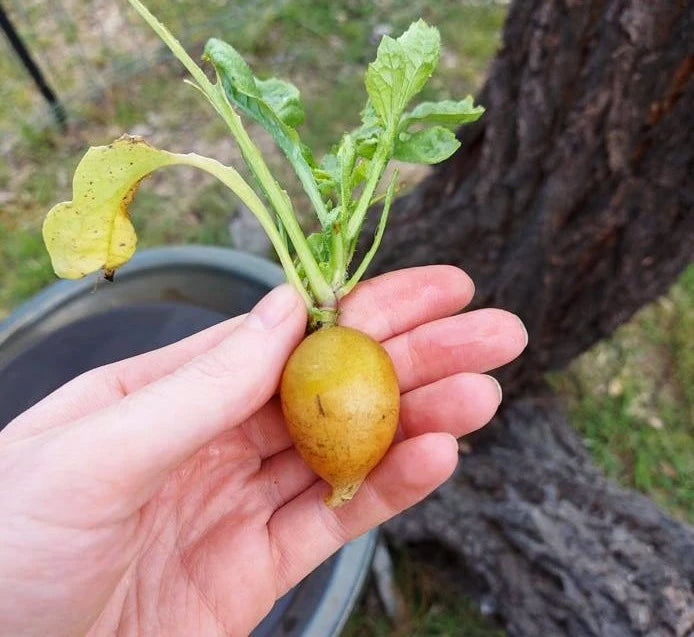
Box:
(369, 0, 693, 394)
(385, 397, 694, 637)
(368, 1, 694, 634)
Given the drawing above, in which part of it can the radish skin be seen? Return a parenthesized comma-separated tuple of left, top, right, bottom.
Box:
(280, 326, 400, 507)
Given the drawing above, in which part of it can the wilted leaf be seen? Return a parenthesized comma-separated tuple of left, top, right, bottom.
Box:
(42, 135, 181, 279)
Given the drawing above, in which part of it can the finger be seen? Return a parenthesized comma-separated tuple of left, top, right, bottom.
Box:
(4, 314, 245, 436)
(399, 372, 502, 439)
(7, 266, 471, 435)
(339, 265, 474, 341)
(233, 308, 524, 461)
(252, 374, 501, 513)
(240, 283, 517, 459)
(53, 285, 307, 499)
(253, 374, 502, 511)
(268, 432, 458, 595)
(384, 308, 528, 393)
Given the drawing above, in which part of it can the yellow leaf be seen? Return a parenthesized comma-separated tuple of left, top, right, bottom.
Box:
(42, 135, 178, 279)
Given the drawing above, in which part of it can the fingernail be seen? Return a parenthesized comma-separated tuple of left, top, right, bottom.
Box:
(484, 374, 503, 404)
(246, 284, 299, 330)
(517, 316, 529, 348)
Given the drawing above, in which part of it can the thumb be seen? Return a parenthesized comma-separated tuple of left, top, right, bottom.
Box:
(57, 284, 307, 495)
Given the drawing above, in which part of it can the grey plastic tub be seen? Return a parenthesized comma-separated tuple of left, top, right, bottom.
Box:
(0, 245, 375, 637)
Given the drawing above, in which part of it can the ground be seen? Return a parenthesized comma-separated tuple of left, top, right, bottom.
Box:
(0, 1, 690, 634)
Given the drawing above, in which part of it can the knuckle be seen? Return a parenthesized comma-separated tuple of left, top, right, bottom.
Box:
(318, 496, 351, 546)
(178, 348, 234, 386)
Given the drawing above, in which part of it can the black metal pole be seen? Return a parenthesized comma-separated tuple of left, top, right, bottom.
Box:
(0, 2, 67, 129)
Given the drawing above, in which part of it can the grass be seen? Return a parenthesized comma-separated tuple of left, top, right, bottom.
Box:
(0, 1, 691, 634)
(0, 127, 79, 314)
(0, 222, 55, 310)
(549, 265, 694, 523)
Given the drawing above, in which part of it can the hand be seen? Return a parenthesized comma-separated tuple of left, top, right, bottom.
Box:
(0, 266, 526, 636)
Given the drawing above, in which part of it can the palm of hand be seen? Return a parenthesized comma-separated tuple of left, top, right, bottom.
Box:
(0, 267, 526, 636)
(98, 422, 288, 636)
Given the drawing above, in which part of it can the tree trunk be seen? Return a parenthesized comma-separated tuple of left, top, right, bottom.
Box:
(369, 0, 694, 634)
(370, 0, 693, 395)
(385, 397, 694, 637)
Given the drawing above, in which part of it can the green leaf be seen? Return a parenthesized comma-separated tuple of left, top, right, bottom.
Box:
(393, 126, 461, 164)
(42, 135, 178, 278)
(255, 77, 305, 128)
(317, 152, 338, 181)
(351, 124, 381, 160)
(296, 229, 334, 283)
(206, 38, 258, 96)
(360, 102, 380, 128)
(351, 158, 371, 188)
(365, 19, 440, 128)
(337, 134, 356, 210)
(344, 105, 383, 161)
(306, 231, 331, 264)
(401, 96, 484, 129)
(204, 38, 334, 227)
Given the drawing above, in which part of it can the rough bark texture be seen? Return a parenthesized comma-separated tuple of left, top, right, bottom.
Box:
(369, 0, 693, 394)
(367, 1, 694, 635)
(385, 398, 694, 637)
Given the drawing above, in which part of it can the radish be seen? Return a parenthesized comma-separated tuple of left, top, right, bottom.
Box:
(281, 326, 400, 506)
(42, 0, 484, 506)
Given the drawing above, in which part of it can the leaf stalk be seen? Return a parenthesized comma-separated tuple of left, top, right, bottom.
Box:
(127, 0, 335, 310)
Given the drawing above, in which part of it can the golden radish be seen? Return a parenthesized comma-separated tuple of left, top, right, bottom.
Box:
(280, 326, 399, 507)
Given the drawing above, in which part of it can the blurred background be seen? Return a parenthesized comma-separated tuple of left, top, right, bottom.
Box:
(0, 1, 691, 634)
